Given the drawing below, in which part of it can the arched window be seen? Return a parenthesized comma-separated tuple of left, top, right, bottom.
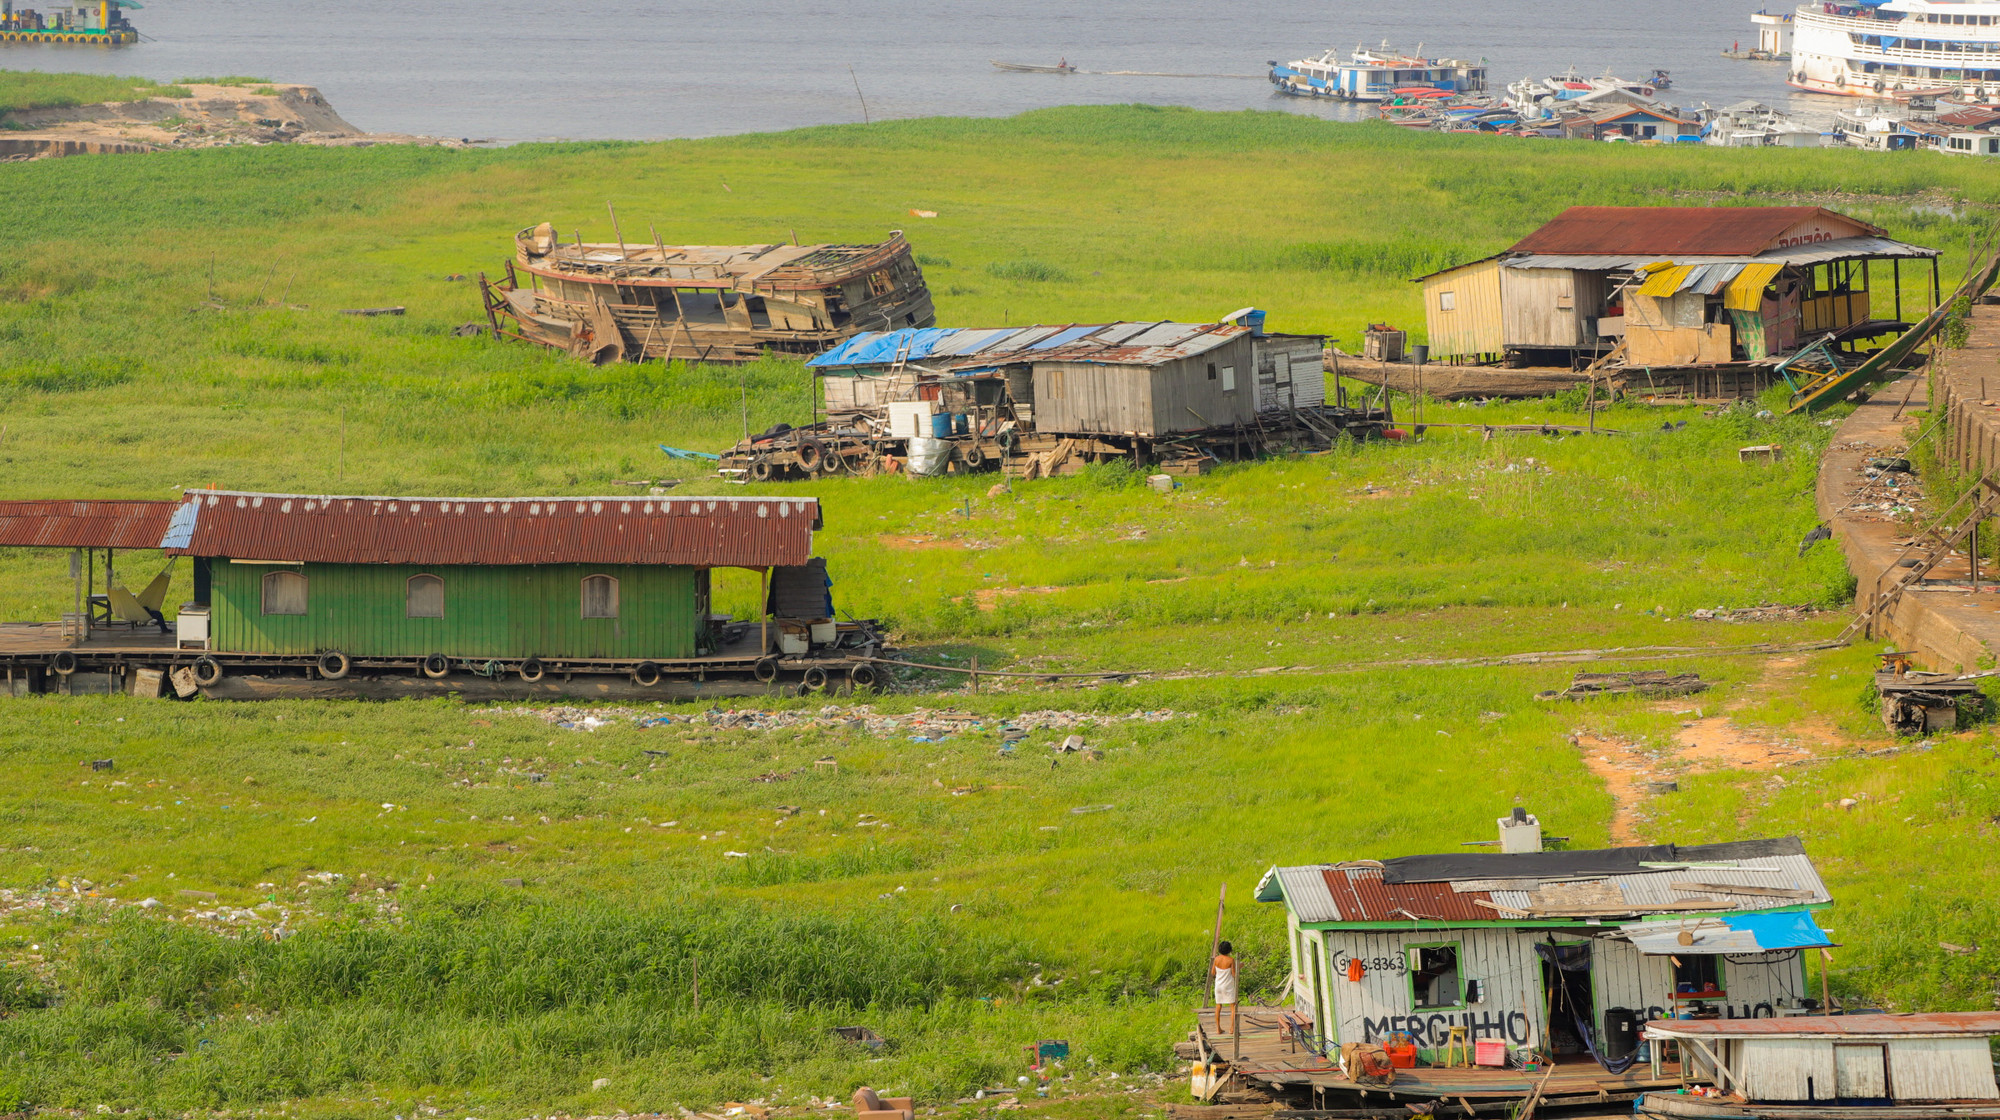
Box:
(261, 569, 307, 615)
(580, 574, 619, 619)
(406, 573, 444, 618)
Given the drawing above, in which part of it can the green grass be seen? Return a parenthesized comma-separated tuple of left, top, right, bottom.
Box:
(0, 70, 187, 114)
(0, 100, 1992, 1116)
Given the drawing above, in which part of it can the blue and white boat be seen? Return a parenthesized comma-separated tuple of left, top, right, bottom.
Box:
(1268, 44, 1488, 102)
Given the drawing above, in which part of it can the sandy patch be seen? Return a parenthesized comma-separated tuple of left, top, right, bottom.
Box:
(878, 534, 968, 550)
(973, 586, 1061, 610)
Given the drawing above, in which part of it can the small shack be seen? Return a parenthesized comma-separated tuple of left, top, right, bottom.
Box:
(811, 317, 1326, 438)
(1642, 1014, 2000, 1109)
(1256, 813, 1833, 1064)
(1418, 206, 1940, 368)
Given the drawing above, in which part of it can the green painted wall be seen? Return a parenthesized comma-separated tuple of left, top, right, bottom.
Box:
(208, 561, 705, 660)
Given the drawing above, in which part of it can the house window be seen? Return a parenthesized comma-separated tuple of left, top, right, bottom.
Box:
(581, 574, 620, 619)
(1673, 954, 1723, 995)
(1439, 290, 1457, 312)
(261, 570, 307, 615)
(1410, 944, 1463, 1009)
(1221, 365, 1237, 392)
(1207, 362, 1218, 381)
(1275, 353, 1292, 387)
(406, 573, 445, 619)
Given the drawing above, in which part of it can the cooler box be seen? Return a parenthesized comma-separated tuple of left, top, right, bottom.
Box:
(1475, 1039, 1507, 1067)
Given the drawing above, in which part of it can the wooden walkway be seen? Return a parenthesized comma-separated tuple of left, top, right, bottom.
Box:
(0, 622, 177, 656)
(1196, 1007, 1679, 1106)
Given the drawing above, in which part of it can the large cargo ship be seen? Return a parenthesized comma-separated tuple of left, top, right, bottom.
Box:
(0, 1, 138, 44)
(1786, 0, 2000, 100)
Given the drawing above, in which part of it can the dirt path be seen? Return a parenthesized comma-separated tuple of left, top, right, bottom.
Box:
(1574, 656, 1855, 844)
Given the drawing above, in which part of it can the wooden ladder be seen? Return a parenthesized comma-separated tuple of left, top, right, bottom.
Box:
(1839, 476, 2000, 643)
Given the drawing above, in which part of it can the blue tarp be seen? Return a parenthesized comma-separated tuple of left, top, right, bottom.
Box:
(807, 328, 957, 368)
(1721, 910, 1834, 949)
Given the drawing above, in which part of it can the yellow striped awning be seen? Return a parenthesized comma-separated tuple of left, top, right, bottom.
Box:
(1724, 262, 1784, 311)
(1637, 264, 1694, 298)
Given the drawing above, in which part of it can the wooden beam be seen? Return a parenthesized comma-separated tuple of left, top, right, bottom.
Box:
(1669, 881, 1814, 900)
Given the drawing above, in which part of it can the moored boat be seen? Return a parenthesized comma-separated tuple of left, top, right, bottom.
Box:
(990, 60, 1077, 74)
(1270, 43, 1486, 101)
(1785, 0, 2000, 101)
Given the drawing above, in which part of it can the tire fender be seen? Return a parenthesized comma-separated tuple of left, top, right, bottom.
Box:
(518, 657, 546, 683)
(753, 657, 779, 683)
(192, 655, 223, 686)
(633, 661, 661, 686)
(421, 653, 451, 680)
(50, 650, 77, 676)
(318, 650, 351, 680)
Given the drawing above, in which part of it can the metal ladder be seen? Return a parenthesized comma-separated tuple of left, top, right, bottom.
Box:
(1839, 477, 2000, 643)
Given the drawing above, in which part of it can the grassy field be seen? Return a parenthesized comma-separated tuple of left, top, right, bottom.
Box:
(0, 96, 1996, 1117)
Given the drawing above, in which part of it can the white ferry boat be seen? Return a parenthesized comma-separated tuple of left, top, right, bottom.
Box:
(1268, 44, 1487, 102)
(1786, 0, 2000, 101)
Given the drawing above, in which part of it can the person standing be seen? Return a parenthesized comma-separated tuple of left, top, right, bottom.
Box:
(1212, 939, 1239, 1037)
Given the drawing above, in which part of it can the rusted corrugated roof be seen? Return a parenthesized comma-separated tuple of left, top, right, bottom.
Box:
(1509, 206, 1888, 257)
(0, 500, 179, 549)
(1321, 866, 1497, 922)
(164, 491, 818, 568)
(1651, 1013, 2000, 1038)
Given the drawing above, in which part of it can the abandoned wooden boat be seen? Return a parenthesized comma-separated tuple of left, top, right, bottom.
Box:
(480, 223, 936, 365)
(990, 59, 1076, 73)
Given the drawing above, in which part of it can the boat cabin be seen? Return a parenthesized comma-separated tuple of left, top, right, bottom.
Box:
(1640, 1013, 2000, 1113)
(1256, 813, 1834, 1065)
(1417, 206, 1940, 367)
(1943, 130, 2000, 154)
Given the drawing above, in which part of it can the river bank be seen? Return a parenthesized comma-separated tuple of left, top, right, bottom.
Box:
(0, 80, 471, 156)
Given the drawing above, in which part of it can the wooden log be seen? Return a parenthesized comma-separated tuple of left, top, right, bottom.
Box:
(1338, 363, 1588, 401)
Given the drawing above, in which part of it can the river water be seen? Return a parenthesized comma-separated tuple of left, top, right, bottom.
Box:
(5, 0, 1844, 141)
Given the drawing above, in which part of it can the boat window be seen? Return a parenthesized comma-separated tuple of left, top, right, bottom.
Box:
(262, 570, 307, 616)
(1440, 290, 1457, 311)
(581, 574, 620, 619)
(406, 573, 444, 619)
(1410, 945, 1462, 1009)
(1673, 954, 1723, 995)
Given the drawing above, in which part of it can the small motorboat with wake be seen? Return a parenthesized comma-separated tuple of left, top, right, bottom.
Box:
(991, 59, 1077, 74)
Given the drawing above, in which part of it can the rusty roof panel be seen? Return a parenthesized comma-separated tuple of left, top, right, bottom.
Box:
(165, 491, 817, 568)
(1650, 1013, 2000, 1038)
(0, 500, 179, 549)
(1319, 866, 1497, 923)
(1509, 206, 1888, 257)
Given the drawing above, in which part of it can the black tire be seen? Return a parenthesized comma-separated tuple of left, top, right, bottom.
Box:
(50, 650, 77, 676)
(752, 657, 779, 683)
(795, 437, 826, 474)
(962, 443, 988, 469)
(192, 655, 223, 686)
(518, 657, 545, 683)
(318, 650, 350, 680)
(801, 665, 829, 692)
(848, 663, 879, 690)
(633, 661, 661, 686)
(749, 457, 774, 482)
(422, 654, 451, 680)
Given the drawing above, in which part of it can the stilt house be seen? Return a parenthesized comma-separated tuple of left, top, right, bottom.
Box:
(1256, 813, 1835, 1064)
(1417, 206, 1940, 366)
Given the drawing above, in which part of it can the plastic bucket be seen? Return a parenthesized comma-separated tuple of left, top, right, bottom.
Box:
(930, 413, 955, 439)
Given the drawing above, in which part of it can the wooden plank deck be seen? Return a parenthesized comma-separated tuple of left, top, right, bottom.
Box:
(0, 622, 178, 656)
(1197, 1007, 1680, 1102)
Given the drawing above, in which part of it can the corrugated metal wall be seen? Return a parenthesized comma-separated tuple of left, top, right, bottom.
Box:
(1028, 337, 1257, 437)
(1422, 260, 1505, 361)
(1885, 1038, 2000, 1101)
(1739, 1038, 1834, 1100)
(1254, 338, 1327, 412)
(211, 561, 701, 659)
(1301, 928, 1810, 1055)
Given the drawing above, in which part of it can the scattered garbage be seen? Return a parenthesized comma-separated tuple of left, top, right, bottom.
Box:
(508, 703, 1191, 741)
(833, 1025, 889, 1051)
(1537, 670, 1709, 701)
(86, 759, 113, 771)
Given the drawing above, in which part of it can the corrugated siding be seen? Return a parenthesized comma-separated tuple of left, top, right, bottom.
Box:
(1255, 338, 1327, 412)
(1146, 338, 1258, 435)
(211, 561, 699, 659)
(1740, 1039, 1836, 1101)
(1423, 259, 1505, 360)
(1888, 1038, 2000, 1100)
(1032, 363, 1154, 435)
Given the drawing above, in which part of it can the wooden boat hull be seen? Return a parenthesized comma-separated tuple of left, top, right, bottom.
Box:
(991, 60, 1076, 73)
(1638, 1090, 2000, 1120)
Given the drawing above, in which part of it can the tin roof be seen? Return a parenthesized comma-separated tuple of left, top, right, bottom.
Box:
(809, 321, 1252, 371)
(162, 491, 818, 568)
(1510, 206, 1887, 257)
(1649, 1013, 2000, 1039)
(1500, 235, 1938, 274)
(1257, 837, 1829, 924)
(0, 500, 179, 549)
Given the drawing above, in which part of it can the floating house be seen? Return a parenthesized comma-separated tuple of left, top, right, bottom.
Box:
(1559, 104, 1704, 141)
(1255, 813, 1834, 1064)
(0, 1, 137, 43)
(481, 223, 935, 365)
(1417, 206, 1940, 367)
(809, 317, 1326, 439)
(0, 492, 878, 698)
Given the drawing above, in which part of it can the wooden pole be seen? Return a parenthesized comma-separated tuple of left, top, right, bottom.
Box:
(607, 202, 628, 260)
(760, 568, 771, 654)
(970, 654, 979, 693)
(1819, 947, 1833, 1013)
